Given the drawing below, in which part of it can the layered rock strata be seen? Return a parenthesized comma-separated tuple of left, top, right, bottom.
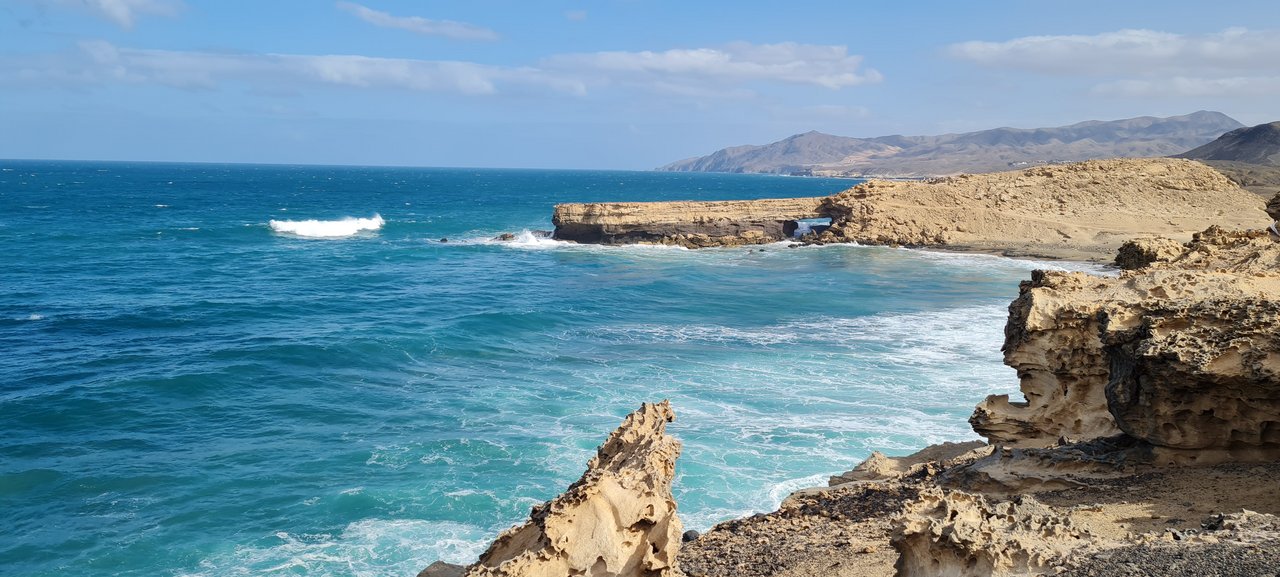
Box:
(551, 198, 825, 248)
(458, 401, 683, 577)
(551, 159, 1268, 260)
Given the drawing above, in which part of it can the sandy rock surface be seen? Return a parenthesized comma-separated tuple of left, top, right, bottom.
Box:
(456, 401, 683, 577)
(813, 158, 1267, 260)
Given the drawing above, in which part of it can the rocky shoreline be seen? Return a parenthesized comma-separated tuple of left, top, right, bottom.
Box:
(548, 158, 1267, 261)
(430, 160, 1279, 576)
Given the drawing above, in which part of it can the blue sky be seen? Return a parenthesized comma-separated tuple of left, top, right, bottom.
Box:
(1, 0, 1277, 168)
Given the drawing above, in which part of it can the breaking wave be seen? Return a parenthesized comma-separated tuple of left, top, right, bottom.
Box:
(269, 215, 385, 238)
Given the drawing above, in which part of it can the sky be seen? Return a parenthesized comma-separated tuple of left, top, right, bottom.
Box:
(1, 0, 1278, 169)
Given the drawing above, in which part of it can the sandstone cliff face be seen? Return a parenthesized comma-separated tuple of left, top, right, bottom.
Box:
(461, 401, 683, 577)
(973, 228, 1280, 455)
(815, 158, 1267, 260)
(552, 198, 825, 248)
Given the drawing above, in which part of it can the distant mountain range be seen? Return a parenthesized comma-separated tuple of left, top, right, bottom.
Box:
(659, 111, 1244, 177)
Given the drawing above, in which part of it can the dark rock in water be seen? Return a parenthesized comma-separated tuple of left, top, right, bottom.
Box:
(495, 233, 516, 241)
(531, 230, 553, 238)
(417, 560, 463, 577)
(683, 529, 701, 542)
(439, 237, 449, 243)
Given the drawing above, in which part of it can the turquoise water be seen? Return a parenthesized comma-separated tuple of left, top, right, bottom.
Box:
(1, 161, 1088, 576)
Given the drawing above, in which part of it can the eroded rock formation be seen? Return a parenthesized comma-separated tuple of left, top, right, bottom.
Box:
(973, 228, 1280, 456)
(460, 401, 683, 577)
(551, 198, 825, 248)
(894, 488, 1091, 577)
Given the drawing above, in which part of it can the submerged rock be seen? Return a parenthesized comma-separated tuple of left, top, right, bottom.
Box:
(457, 401, 683, 577)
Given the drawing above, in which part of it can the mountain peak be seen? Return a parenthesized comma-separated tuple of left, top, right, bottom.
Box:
(1176, 121, 1280, 166)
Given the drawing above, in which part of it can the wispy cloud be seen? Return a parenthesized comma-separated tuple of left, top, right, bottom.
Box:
(1, 40, 883, 101)
(335, 1, 499, 41)
(564, 10, 587, 22)
(36, 0, 182, 29)
(1, 41, 582, 95)
(947, 28, 1280, 97)
(949, 28, 1279, 73)
(545, 42, 882, 91)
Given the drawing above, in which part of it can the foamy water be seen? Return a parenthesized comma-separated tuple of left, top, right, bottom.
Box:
(269, 214, 385, 238)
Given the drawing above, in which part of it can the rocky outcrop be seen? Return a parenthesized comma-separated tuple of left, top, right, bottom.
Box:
(812, 158, 1267, 261)
(458, 401, 683, 577)
(973, 228, 1280, 456)
(555, 159, 1268, 261)
(828, 441, 985, 486)
(552, 198, 825, 248)
(893, 488, 1092, 577)
(1114, 237, 1185, 270)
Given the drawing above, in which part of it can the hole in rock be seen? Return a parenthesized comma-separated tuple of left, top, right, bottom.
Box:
(785, 217, 832, 238)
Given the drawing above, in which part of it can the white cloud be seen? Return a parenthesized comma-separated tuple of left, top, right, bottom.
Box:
(545, 42, 882, 90)
(336, 1, 499, 41)
(1, 41, 583, 95)
(948, 27, 1280, 76)
(37, 0, 182, 29)
(0, 40, 882, 101)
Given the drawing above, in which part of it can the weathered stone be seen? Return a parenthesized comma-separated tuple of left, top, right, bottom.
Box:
(458, 401, 683, 577)
(552, 198, 826, 247)
(1115, 237, 1186, 270)
(893, 487, 1092, 577)
(973, 227, 1280, 456)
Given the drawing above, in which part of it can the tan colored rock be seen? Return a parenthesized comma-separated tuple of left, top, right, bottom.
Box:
(819, 158, 1267, 261)
(828, 441, 986, 486)
(970, 271, 1123, 447)
(1114, 237, 1185, 270)
(552, 198, 825, 247)
(973, 226, 1280, 455)
(893, 487, 1093, 577)
(461, 401, 683, 577)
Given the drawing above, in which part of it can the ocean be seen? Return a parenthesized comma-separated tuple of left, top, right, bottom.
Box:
(0, 161, 1093, 576)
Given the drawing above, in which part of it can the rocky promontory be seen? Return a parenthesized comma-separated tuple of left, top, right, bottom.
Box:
(552, 159, 1268, 260)
(551, 198, 826, 248)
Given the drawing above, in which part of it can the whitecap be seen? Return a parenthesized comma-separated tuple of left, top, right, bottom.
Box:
(17, 314, 44, 321)
(269, 215, 385, 238)
(177, 519, 490, 577)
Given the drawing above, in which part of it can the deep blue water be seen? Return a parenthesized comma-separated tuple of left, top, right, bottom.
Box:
(0, 161, 1091, 576)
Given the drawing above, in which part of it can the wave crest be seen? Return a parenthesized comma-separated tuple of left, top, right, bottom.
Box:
(269, 215, 385, 238)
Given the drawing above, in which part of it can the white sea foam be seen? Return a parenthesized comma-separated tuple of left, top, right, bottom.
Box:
(18, 314, 44, 321)
(179, 519, 489, 577)
(269, 215, 385, 238)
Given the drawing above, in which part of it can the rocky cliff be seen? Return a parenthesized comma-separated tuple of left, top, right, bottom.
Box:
(552, 198, 825, 248)
(550, 159, 1269, 260)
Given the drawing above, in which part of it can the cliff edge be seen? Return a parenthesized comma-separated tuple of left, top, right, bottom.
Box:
(551, 158, 1269, 261)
